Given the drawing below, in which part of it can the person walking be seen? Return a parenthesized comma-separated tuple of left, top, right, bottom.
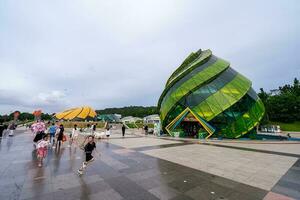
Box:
(48, 123, 57, 146)
(106, 126, 111, 138)
(46, 121, 51, 129)
(56, 124, 64, 149)
(3, 124, 8, 136)
(144, 125, 148, 135)
(0, 123, 4, 138)
(87, 124, 93, 135)
(36, 134, 50, 167)
(92, 123, 97, 134)
(0, 123, 5, 139)
(71, 124, 79, 146)
(77, 135, 100, 175)
(8, 123, 16, 136)
(122, 124, 126, 137)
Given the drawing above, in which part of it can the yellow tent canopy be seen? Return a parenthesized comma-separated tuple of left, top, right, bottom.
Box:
(55, 106, 97, 120)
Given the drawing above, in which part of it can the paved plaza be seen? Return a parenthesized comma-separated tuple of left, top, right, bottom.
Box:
(0, 128, 300, 200)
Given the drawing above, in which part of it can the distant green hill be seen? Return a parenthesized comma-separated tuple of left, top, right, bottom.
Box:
(96, 106, 158, 118)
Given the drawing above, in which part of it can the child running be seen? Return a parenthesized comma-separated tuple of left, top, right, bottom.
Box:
(36, 134, 50, 167)
(77, 135, 100, 175)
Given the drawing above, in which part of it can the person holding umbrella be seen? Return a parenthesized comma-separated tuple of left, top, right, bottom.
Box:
(32, 120, 46, 145)
(36, 134, 50, 167)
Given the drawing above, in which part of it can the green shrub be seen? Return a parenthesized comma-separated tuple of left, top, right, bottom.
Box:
(60, 121, 105, 128)
(125, 123, 137, 128)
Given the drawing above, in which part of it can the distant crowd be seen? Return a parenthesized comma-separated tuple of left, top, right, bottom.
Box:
(0, 122, 17, 137)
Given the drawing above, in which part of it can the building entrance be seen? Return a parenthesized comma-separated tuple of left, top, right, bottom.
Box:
(179, 113, 207, 138)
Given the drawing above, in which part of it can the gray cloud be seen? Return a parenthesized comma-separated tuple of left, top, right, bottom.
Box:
(0, 0, 299, 114)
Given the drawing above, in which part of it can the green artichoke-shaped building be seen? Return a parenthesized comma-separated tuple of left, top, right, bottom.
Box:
(158, 49, 265, 139)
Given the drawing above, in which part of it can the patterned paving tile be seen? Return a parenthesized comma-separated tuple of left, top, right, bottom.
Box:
(148, 185, 180, 200)
(263, 192, 295, 200)
(1, 129, 298, 200)
(89, 188, 124, 200)
(271, 159, 300, 199)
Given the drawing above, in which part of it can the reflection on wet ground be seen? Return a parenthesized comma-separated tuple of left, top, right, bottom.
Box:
(0, 128, 288, 200)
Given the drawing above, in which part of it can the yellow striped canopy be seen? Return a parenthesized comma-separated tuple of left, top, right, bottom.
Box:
(55, 106, 97, 120)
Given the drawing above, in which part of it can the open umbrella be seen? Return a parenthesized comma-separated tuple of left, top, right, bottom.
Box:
(55, 106, 97, 120)
(33, 110, 42, 120)
(31, 121, 46, 133)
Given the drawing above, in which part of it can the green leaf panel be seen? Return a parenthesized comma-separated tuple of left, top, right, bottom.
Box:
(192, 74, 251, 121)
(160, 58, 230, 121)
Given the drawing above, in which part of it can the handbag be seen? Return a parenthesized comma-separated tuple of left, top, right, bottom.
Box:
(62, 134, 67, 142)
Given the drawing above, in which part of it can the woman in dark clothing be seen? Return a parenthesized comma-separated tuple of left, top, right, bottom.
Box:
(0, 123, 4, 138)
(144, 125, 148, 135)
(93, 123, 97, 131)
(33, 131, 45, 143)
(122, 124, 126, 137)
(56, 124, 64, 149)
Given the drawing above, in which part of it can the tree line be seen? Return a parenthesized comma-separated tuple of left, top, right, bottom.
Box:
(258, 78, 300, 124)
(1, 79, 298, 124)
(0, 112, 53, 123)
(96, 106, 158, 118)
(0, 106, 158, 123)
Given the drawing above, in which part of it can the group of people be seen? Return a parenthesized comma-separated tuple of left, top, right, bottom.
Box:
(86, 123, 97, 134)
(1, 120, 130, 176)
(93, 123, 112, 139)
(32, 122, 100, 175)
(32, 122, 66, 167)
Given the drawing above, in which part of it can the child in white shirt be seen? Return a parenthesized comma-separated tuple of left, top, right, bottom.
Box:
(71, 124, 79, 146)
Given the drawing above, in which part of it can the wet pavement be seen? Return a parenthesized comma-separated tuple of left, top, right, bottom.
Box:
(0, 128, 298, 200)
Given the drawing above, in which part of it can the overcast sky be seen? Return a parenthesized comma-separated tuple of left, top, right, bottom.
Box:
(0, 0, 299, 114)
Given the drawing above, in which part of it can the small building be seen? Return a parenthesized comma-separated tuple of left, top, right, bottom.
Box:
(260, 125, 281, 134)
(121, 116, 142, 124)
(97, 114, 121, 123)
(143, 114, 160, 124)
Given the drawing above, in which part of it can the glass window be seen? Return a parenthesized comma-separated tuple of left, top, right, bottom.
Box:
(167, 50, 212, 86)
(247, 88, 259, 100)
(209, 91, 265, 138)
(160, 58, 229, 121)
(184, 67, 237, 107)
